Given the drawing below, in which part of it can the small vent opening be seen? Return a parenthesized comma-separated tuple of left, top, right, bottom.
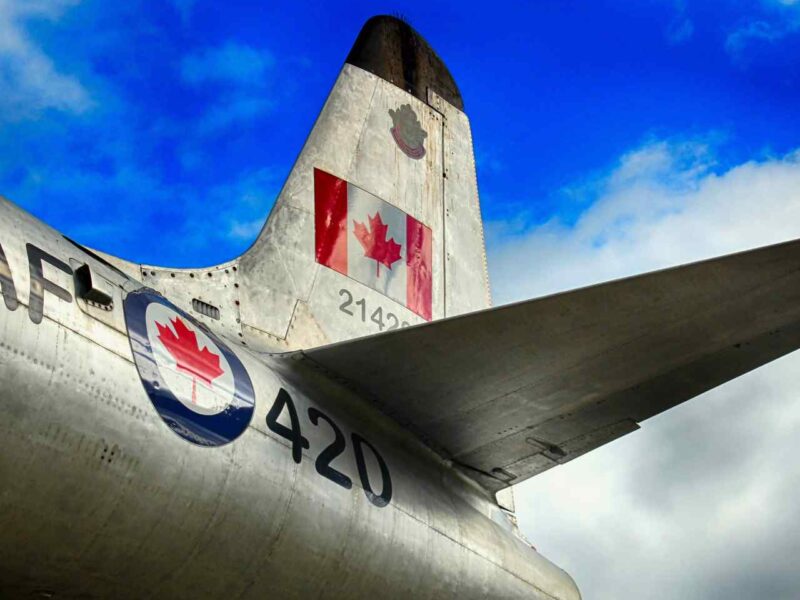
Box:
(192, 298, 220, 320)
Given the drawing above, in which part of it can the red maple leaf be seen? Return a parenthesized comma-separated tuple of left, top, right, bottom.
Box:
(156, 317, 224, 403)
(353, 212, 402, 277)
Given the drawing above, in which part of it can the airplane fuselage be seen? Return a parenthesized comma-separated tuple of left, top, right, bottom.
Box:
(0, 198, 579, 599)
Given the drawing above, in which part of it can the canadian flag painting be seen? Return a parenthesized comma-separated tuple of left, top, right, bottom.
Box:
(314, 168, 433, 321)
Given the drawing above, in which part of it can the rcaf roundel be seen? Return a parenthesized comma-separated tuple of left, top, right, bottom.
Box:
(314, 168, 433, 320)
(124, 290, 255, 447)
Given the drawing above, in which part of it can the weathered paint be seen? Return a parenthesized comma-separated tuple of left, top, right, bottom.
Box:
(0, 15, 578, 599)
(0, 196, 578, 599)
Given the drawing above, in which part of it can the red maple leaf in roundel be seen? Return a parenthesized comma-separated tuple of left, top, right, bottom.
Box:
(353, 212, 402, 278)
(156, 317, 224, 403)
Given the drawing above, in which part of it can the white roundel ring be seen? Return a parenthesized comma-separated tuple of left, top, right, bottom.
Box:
(124, 289, 255, 446)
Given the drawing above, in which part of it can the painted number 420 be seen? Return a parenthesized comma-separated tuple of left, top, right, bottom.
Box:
(265, 388, 392, 508)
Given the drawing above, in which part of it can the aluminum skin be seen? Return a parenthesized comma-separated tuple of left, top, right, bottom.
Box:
(10, 13, 800, 600)
(0, 18, 586, 594)
(0, 196, 579, 598)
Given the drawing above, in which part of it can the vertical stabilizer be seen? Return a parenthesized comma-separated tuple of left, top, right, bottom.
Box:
(236, 16, 491, 349)
(111, 16, 492, 352)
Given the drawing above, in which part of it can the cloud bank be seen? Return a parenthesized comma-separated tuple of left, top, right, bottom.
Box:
(493, 140, 800, 600)
(490, 139, 800, 303)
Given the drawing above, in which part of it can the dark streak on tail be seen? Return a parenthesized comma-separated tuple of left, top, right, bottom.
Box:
(345, 15, 464, 111)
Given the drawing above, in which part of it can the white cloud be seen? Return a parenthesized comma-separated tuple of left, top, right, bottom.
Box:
(489, 140, 800, 304)
(662, 0, 693, 45)
(726, 1, 800, 63)
(205, 168, 277, 245)
(493, 139, 800, 599)
(475, 146, 505, 174)
(181, 42, 274, 87)
(665, 16, 694, 44)
(197, 95, 273, 135)
(181, 42, 275, 133)
(0, 0, 92, 120)
(171, 0, 195, 24)
(229, 217, 265, 241)
(515, 354, 800, 599)
(725, 20, 786, 59)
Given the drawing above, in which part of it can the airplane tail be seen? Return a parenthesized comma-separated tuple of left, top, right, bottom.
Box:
(99, 16, 492, 352)
(235, 16, 491, 349)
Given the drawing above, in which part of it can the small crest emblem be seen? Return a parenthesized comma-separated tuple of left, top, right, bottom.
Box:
(124, 289, 255, 447)
(389, 104, 427, 159)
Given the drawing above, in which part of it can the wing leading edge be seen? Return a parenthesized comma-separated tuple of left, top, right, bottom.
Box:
(299, 239, 800, 492)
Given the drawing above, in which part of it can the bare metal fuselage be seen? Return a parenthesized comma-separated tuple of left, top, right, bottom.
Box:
(0, 198, 579, 599)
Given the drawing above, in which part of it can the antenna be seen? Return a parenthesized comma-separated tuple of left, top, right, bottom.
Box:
(391, 12, 410, 26)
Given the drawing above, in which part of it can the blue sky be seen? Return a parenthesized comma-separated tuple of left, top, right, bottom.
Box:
(2, 0, 800, 267)
(6, 3, 800, 598)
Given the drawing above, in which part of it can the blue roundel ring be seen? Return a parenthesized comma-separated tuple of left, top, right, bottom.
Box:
(124, 288, 255, 447)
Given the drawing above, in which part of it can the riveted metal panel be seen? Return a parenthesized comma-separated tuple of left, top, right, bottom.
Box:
(432, 89, 492, 316)
(139, 261, 243, 341)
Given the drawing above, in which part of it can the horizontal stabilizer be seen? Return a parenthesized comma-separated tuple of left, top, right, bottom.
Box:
(298, 238, 800, 491)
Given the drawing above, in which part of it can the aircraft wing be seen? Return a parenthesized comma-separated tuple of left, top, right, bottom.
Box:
(299, 239, 800, 492)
